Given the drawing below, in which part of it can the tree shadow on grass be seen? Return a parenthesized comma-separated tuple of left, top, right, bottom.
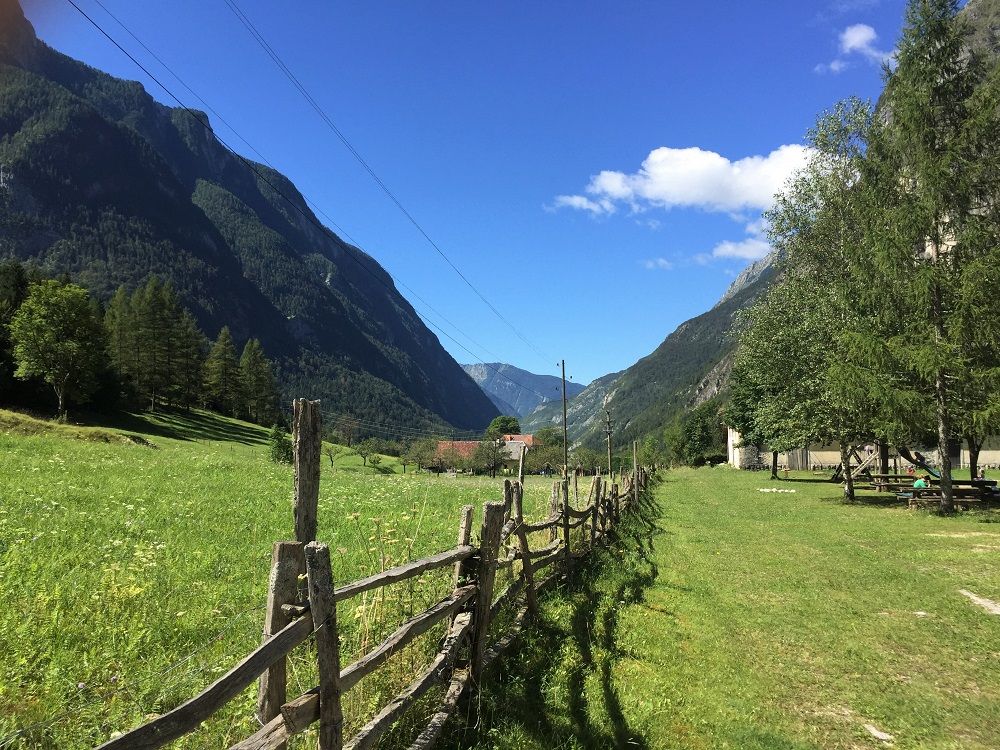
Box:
(451, 487, 664, 749)
(85, 407, 267, 445)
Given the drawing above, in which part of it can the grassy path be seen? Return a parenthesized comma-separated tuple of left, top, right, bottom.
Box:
(467, 468, 1000, 750)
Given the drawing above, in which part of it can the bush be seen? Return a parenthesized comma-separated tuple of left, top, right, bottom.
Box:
(268, 424, 293, 464)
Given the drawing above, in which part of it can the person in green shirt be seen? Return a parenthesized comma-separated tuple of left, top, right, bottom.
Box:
(913, 475, 930, 489)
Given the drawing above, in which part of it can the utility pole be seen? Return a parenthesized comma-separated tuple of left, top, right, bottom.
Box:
(604, 408, 614, 479)
(561, 359, 569, 478)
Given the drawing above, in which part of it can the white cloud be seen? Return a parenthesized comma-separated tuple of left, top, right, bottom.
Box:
(552, 144, 811, 216)
(547, 194, 615, 215)
(710, 237, 772, 261)
(642, 257, 674, 271)
(817, 23, 893, 74)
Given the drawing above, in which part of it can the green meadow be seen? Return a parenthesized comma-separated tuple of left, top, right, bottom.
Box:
(467, 468, 1000, 750)
(4, 412, 1000, 749)
(0, 408, 556, 749)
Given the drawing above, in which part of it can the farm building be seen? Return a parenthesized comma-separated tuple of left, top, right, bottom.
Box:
(727, 428, 1000, 472)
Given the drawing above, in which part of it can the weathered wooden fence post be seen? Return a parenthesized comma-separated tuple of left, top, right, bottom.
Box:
(305, 541, 343, 750)
(453, 504, 475, 590)
(590, 475, 601, 547)
(517, 444, 526, 488)
(633, 441, 639, 509)
(257, 541, 305, 742)
(471, 501, 505, 684)
(611, 484, 619, 533)
(561, 478, 571, 571)
(512, 483, 538, 617)
(293, 399, 321, 543)
(548, 481, 560, 543)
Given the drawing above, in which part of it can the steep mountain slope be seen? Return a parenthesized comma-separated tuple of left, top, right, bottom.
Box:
(462, 362, 585, 419)
(0, 0, 497, 431)
(530, 256, 775, 448)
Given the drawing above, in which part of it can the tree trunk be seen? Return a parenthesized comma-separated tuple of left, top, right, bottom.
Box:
(967, 434, 982, 480)
(935, 371, 954, 513)
(770, 451, 779, 480)
(54, 384, 65, 420)
(840, 442, 855, 501)
(878, 441, 890, 476)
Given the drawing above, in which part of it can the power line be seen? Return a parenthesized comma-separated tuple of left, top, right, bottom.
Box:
(87, 0, 509, 369)
(63, 0, 553, 406)
(221, 0, 554, 366)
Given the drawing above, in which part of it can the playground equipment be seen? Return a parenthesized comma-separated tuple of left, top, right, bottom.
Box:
(896, 447, 942, 479)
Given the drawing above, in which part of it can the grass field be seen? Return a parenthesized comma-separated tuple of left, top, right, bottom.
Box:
(0, 407, 557, 749)
(466, 467, 1000, 750)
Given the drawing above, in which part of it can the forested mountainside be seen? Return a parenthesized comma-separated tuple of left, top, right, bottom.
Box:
(524, 256, 775, 449)
(0, 0, 497, 431)
(462, 362, 585, 419)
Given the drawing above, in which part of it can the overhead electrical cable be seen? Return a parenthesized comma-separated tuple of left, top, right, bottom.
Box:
(221, 0, 555, 365)
(64, 0, 554, 405)
(89, 0, 509, 369)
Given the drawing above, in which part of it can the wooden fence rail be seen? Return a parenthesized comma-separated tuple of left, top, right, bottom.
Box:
(93, 399, 651, 750)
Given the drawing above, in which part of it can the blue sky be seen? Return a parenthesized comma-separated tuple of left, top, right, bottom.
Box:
(23, 0, 908, 384)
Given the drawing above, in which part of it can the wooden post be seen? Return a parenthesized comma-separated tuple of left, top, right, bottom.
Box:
(613, 483, 621, 526)
(574, 471, 579, 505)
(561, 479, 571, 571)
(611, 484, 619, 532)
(512, 484, 538, 617)
(632, 441, 639, 509)
(517, 444, 526, 488)
(453, 505, 475, 589)
(257, 542, 305, 740)
(293, 399, 322, 543)
(502, 479, 514, 523)
(304, 542, 343, 750)
(590, 475, 601, 547)
(548, 481, 560, 542)
(471, 501, 505, 684)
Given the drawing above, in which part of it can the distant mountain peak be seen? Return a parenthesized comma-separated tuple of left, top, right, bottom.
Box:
(0, 0, 39, 69)
(462, 363, 585, 419)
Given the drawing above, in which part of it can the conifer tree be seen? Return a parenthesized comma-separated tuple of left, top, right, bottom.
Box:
(175, 309, 207, 409)
(239, 338, 278, 423)
(204, 326, 241, 415)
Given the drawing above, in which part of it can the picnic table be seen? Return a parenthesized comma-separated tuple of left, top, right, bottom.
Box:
(895, 478, 999, 509)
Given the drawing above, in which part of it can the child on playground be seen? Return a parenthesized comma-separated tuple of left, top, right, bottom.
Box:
(913, 474, 930, 489)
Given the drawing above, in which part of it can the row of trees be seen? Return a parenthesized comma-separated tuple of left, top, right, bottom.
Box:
(727, 0, 1000, 512)
(1, 261, 281, 422)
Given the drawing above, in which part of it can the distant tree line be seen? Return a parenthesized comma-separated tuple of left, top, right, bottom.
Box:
(0, 259, 280, 423)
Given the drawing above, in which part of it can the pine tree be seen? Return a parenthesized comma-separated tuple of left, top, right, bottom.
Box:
(239, 338, 278, 423)
(175, 309, 207, 409)
(204, 326, 241, 416)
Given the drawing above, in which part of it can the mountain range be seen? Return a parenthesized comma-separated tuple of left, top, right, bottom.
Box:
(461, 362, 585, 419)
(0, 0, 497, 432)
(522, 256, 775, 447)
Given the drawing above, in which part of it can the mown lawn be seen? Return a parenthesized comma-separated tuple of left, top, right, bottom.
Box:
(0, 408, 556, 749)
(466, 467, 1000, 750)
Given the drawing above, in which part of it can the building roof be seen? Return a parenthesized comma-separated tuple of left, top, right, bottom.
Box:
(502, 434, 535, 447)
(435, 440, 479, 460)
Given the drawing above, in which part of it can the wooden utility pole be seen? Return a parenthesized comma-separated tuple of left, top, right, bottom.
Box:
(561, 359, 569, 478)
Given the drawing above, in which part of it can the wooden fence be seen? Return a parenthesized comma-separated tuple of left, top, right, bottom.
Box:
(94, 399, 651, 750)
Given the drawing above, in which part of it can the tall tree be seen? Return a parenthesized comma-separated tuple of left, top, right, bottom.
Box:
(871, 0, 1000, 510)
(203, 326, 241, 415)
(485, 415, 520, 439)
(8, 280, 105, 417)
(239, 338, 278, 423)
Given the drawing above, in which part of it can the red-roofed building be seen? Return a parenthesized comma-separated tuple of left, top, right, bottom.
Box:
(501, 434, 536, 447)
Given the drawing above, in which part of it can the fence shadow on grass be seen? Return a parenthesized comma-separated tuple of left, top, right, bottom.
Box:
(451, 488, 663, 750)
